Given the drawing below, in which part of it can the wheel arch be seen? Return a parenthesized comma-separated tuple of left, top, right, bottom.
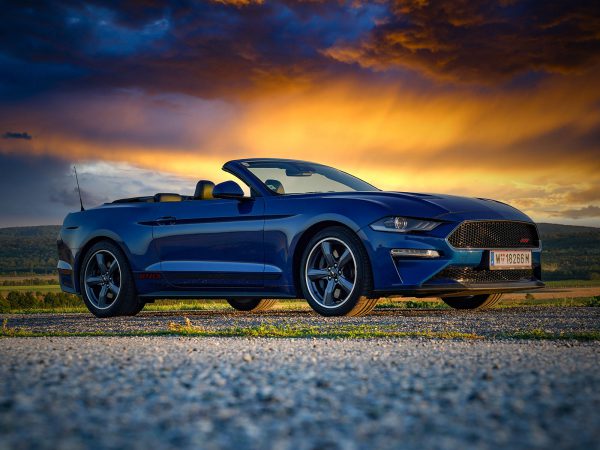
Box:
(291, 220, 373, 298)
(73, 235, 130, 293)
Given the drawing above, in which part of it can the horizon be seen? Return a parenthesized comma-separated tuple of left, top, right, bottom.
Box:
(1, 1, 599, 227)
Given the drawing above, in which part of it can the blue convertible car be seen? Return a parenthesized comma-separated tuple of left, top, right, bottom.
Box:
(57, 158, 543, 317)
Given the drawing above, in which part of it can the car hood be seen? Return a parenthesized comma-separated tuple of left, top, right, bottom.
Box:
(323, 191, 534, 223)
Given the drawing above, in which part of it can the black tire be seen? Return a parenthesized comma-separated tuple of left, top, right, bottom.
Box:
(79, 241, 142, 318)
(300, 226, 377, 317)
(441, 293, 503, 310)
(125, 301, 146, 316)
(226, 298, 277, 312)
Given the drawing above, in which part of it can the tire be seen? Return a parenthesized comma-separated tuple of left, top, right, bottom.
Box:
(300, 226, 377, 317)
(125, 301, 146, 316)
(79, 241, 142, 318)
(441, 293, 503, 310)
(226, 298, 277, 312)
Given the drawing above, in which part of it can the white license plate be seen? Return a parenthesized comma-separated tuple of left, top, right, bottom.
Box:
(489, 250, 532, 270)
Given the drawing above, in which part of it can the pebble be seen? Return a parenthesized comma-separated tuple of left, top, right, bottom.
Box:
(0, 336, 598, 449)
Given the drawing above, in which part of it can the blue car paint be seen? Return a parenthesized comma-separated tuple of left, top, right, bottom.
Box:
(57, 158, 543, 299)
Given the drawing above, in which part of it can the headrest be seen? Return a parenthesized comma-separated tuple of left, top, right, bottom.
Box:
(194, 180, 215, 199)
(154, 193, 182, 202)
(265, 179, 285, 194)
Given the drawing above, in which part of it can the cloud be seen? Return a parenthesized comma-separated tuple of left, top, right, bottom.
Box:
(212, 0, 264, 5)
(325, 0, 600, 83)
(553, 205, 600, 219)
(566, 186, 600, 204)
(3, 131, 32, 140)
(0, 1, 370, 100)
(0, 153, 199, 227)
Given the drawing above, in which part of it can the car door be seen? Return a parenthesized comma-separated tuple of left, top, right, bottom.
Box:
(152, 197, 265, 289)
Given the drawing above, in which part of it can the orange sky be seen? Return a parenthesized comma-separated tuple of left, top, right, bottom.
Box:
(1, 1, 599, 226)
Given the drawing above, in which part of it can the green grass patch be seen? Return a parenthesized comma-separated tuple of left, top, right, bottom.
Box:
(499, 329, 600, 341)
(166, 318, 482, 339)
(376, 299, 449, 309)
(0, 285, 62, 293)
(0, 317, 483, 339)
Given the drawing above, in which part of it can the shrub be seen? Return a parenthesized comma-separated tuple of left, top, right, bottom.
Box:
(585, 296, 600, 307)
(0, 296, 10, 313)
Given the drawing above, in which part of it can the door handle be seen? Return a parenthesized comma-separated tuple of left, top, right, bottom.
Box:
(156, 216, 177, 225)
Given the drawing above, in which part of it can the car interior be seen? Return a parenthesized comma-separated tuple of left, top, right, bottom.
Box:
(111, 179, 265, 203)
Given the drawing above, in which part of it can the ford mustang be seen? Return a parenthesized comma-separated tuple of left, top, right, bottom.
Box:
(57, 158, 543, 317)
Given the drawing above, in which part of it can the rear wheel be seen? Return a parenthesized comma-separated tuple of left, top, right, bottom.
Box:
(441, 293, 503, 310)
(80, 241, 142, 318)
(226, 298, 277, 312)
(300, 226, 377, 317)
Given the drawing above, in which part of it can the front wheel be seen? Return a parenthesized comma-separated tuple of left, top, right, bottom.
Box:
(441, 293, 503, 310)
(300, 226, 378, 317)
(226, 298, 277, 312)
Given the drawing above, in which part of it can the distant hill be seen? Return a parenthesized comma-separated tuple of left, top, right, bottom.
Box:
(0, 223, 598, 280)
(0, 226, 60, 275)
(537, 223, 600, 237)
(536, 223, 600, 280)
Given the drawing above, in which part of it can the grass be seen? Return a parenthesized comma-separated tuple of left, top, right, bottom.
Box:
(3, 317, 599, 341)
(544, 280, 600, 288)
(2, 296, 600, 314)
(497, 296, 600, 308)
(500, 329, 600, 342)
(0, 317, 483, 339)
(166, 318, 483, 339)
(0, 285, 62, 293)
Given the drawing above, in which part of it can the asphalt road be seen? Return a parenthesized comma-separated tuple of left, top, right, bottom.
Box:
(1, 307, 599, 450)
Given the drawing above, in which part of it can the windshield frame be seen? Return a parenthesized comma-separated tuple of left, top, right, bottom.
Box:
(239, 160, 380, 196)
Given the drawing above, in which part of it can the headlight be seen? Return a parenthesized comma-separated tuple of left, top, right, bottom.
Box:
(370, 216, 440, 233)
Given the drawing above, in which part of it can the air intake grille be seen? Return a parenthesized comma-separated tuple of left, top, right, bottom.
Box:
(448, 221, 539, 249)
(433, 267, 534, 284)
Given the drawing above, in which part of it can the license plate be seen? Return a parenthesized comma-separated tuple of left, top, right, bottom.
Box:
(489, 250, 532, 270)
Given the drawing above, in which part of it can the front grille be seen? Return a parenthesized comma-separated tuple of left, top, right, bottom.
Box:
(448, 221, 539, 249)
(433, 267, 534, 284)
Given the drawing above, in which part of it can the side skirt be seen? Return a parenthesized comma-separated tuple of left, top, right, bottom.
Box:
(139, 291, 298, 301)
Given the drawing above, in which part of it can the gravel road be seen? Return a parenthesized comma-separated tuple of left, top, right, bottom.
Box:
(1, 336, 599, 450)
(2, 306, 599, 336)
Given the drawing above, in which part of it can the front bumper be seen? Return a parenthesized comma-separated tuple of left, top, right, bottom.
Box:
(358, 222, 544, 297)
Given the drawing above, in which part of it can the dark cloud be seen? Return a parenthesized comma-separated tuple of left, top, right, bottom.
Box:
(0, 152, 195, 227)
(1, 1, 599, 99)
(553, 205, 600, 218)
(0, 1, 381, 100)
(3, 131, 32, 140)
(326, 0, 600, 83)
(48, 187, 109, 208)
(0, 153, 72, 226)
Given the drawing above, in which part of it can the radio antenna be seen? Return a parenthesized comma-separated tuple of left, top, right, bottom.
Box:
(73, 166, 85, 211)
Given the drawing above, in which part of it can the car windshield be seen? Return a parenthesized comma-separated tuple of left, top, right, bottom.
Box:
(243, 160, 379, 195)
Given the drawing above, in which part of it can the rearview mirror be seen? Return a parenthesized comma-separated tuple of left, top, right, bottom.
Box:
(213, 181, 244, 200)
(285, 166, 314, 177)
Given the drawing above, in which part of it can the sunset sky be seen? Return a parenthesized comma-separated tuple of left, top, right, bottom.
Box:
(1, 0, 599, 227)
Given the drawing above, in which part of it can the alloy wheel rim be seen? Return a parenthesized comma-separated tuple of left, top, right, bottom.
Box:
(84, 250, 121, 310)
(305, 237, 357, 308)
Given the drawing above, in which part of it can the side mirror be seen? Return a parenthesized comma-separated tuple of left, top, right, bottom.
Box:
(212, 181, 244, 200)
